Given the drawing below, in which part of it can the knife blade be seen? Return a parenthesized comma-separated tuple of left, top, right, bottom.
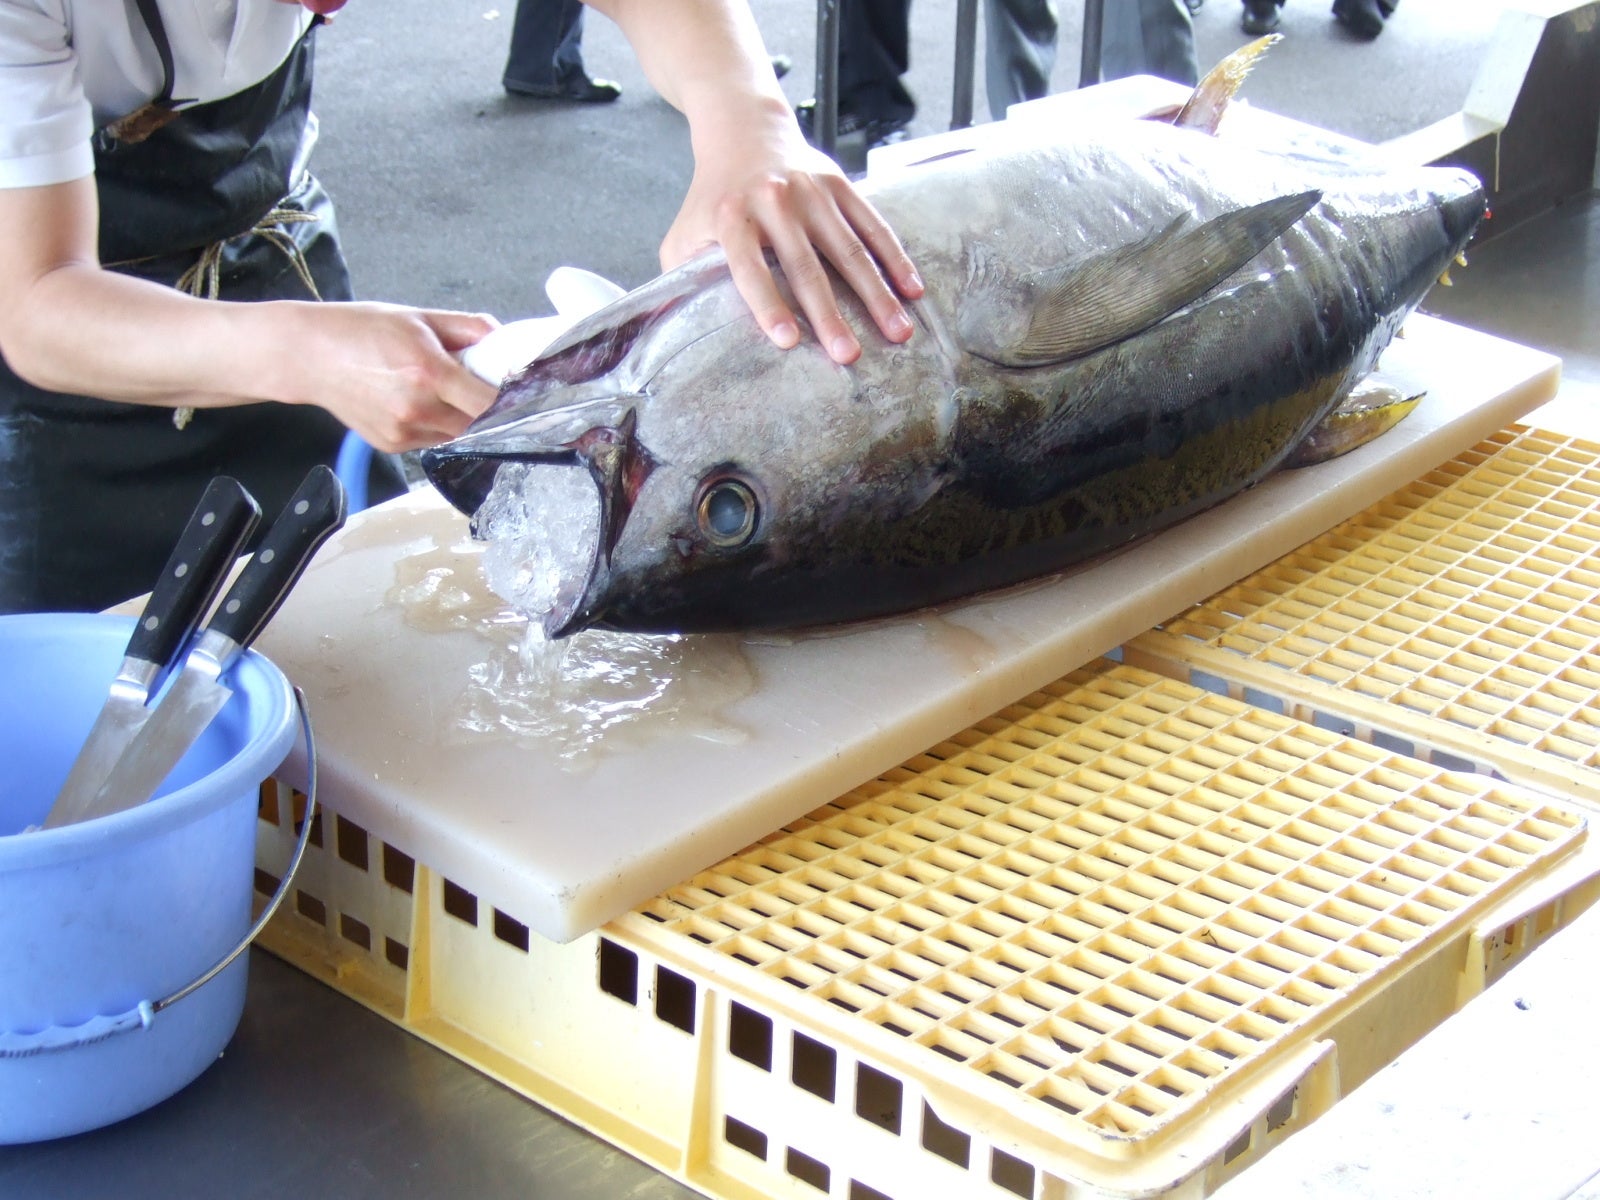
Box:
(43, 476, 262, 830)
(77, 465, 348, 824)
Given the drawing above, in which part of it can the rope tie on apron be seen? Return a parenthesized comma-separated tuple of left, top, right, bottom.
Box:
(167, 207, 324, 430)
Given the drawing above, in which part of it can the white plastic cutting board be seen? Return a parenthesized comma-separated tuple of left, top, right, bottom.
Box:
(253, 314, 1559, 942)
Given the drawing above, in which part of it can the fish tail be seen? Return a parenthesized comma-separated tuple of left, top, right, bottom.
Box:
(1171, 35, 1280, 134)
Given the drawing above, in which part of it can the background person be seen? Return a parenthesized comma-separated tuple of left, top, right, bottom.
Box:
(796, 0, 1198, 152)
(795, 0, 918, 150)
(986, 0, 1198, 121)
(1243, 0, 1395, 38)
(503, 0, 624, 102)
(502, 0, 792, 104)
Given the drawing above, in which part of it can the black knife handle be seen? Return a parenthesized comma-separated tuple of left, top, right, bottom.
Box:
(125, 476, 261, 671)
(207, 465, 348, 653)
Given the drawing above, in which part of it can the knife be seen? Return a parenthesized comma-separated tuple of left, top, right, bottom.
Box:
(78, 465, 349, 824)
(43, 476, 262, 830)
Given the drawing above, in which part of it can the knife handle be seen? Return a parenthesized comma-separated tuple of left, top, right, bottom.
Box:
(124, 476, 261, 674)
(206, 465, 348, 655)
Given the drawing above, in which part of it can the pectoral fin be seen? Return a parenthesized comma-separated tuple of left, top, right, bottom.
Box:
(962, 189, 1322, 369)
(1284, 379, 1423, 467)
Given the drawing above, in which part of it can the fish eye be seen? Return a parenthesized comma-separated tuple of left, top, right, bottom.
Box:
(696, 477, 759, 548)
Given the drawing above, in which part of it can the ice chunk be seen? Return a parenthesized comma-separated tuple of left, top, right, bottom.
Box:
(476, 462, 601, 622)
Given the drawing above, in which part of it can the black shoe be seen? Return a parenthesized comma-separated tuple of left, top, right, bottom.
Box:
(771, 54, 792, 80)
(504, 71, 622, 103)
(1332, 0, 1387, 37)
(795, 99, 913, 149)
(1241, 0, 1281, 34)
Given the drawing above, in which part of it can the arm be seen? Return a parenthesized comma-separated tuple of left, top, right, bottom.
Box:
(0, 175, 498, 452)
(586, 0, 925, 365)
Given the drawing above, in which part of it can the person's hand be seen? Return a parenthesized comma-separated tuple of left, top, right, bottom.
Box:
(260, 301, 500, 452)
(659, 97, 924, 366)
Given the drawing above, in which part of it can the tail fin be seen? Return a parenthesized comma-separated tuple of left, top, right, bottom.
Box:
(1171, 35, 1279, 134)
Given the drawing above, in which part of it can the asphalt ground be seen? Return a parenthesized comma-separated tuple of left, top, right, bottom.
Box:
(305, 0, 1506, 322)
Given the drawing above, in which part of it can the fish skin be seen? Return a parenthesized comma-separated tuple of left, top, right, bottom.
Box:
(424, 119, 1485, 638)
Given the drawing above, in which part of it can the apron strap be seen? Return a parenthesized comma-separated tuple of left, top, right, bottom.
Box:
(131, 0, 178, 108)
(168, 205, 326, 430)
(105, 0, 196, 144)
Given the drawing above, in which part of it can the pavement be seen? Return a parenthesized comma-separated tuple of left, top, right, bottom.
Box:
(305, 0, 1510, 322)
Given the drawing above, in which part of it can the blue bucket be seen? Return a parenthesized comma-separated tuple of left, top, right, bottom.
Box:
(0, 612, 301, 1144)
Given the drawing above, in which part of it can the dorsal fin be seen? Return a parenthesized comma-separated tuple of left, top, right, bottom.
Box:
(1171, 34, 1279, 133)
(960, 189, 1322, 369)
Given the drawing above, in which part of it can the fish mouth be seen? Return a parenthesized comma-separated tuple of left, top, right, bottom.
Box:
(421, 403, 656, 637)
(1437, 168, 1489, 247)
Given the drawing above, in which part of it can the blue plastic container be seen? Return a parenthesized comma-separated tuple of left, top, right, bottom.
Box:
(0, 612, 297, 1143)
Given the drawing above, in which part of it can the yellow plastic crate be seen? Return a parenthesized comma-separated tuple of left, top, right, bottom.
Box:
(254, 658, 1597, 1200)
(1128, 425, 1600, 808)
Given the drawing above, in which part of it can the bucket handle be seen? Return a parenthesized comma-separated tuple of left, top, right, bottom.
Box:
(0, 686, 321, 1059)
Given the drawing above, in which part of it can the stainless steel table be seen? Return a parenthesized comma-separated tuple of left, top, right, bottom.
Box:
(0, 950, 696, 1200)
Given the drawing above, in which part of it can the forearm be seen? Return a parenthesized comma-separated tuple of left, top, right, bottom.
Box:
(2, 261, 288, 409)
(0, 176, 497, 451)
(586, 0, 794, 133)
(0, 176, 257, 407)
(3, 268, 495, 449)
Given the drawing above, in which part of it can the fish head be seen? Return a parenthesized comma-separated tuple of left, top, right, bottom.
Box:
(422, 252, 913, 636)
(422, 393, 658, 634)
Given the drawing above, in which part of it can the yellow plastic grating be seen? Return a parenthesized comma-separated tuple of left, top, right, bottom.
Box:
(256, 657, 1595, 1199)
(1132, 426, 1600, 802)
(626, 659, 1585, 1147)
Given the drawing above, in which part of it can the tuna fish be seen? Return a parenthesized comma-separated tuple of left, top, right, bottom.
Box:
(422, 42, 1486, 638)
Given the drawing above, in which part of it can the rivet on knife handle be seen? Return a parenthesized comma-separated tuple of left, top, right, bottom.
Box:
(125, 475, 261, 685)
(207, 464, 348, 658)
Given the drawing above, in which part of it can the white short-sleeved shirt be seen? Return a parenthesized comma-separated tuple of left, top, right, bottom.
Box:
(0, 1, 313, 189)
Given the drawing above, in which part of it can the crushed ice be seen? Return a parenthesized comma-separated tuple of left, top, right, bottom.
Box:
(475, 461, 601, 624)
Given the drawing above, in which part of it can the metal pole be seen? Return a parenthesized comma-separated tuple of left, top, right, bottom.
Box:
(951, 0, 979, 129)
(815, 0, 842, 160)
(1078, 0, 1104, 88)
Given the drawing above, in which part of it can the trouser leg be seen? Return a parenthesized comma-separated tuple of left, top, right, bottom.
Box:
(838, 0, 917, 120)
(1100, 0, 1198, 85)
(504, 0, 586, 88)
(982, 0, 1059, 118)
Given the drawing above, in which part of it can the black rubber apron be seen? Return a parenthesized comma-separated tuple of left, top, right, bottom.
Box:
(0, 14, 398, 615)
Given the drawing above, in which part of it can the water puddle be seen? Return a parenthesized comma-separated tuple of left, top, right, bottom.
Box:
(380, 495, 753, 770)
